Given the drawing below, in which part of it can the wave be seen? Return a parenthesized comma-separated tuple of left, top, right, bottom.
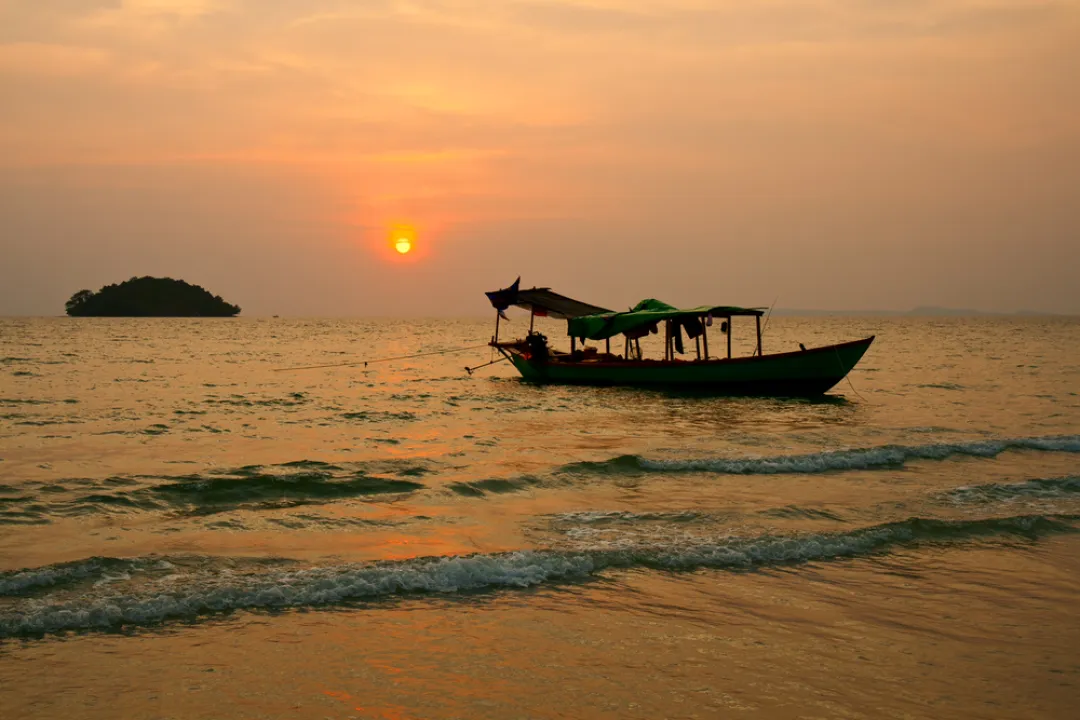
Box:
(448, 477, 541, 497)
(940, 476, 1080, 505)
(559, 435, 1080, 477)
(1, 513, 1073, 637)
(152, 472, 424, 509)
(1, 460, 431, 521)
(203, 394, 309, 408)
(548, 510, 707, 524)
(0, 557, 144, 596)
(341, 410, 418, 422)
(0, 510, 51, 526)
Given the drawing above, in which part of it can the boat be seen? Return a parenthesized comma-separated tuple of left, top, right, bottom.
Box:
(484, 279, 874, 396)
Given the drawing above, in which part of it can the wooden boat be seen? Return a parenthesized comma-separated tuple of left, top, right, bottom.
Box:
(485, 279, 874, 396)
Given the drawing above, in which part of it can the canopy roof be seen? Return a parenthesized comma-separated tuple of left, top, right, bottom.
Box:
(486, 278, 611, 319)
(568, 298, 765, 341)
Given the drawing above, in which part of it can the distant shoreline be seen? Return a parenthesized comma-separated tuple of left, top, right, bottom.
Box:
(0, 310, 1075, 320)
(772, 307, 1069, 318)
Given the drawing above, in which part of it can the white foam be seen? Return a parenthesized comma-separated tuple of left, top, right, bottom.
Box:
(0, 558, 113, 596)
(636, 436, 1080, 475)
(550, 510, 703, 524)
(93, 572, 132, 587)
(0, 551, 598, 636)
(942, 476, 1080, 506)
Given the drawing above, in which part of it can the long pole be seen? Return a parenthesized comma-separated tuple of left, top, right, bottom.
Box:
(756, 315, 763, 357)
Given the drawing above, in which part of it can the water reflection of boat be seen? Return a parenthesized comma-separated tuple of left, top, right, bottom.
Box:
(485, 279, 874, 396)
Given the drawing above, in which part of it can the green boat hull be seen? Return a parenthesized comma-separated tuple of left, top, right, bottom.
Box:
(502, 336, 874, 396)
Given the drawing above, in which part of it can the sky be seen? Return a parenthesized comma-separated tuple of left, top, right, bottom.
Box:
(1, 0, 1078, 316)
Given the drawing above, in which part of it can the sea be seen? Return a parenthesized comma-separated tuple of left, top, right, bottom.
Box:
(1, 315, 1078, 719)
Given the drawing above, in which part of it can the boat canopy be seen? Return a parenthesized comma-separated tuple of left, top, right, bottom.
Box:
(485, 278, 611, 319)
(568, 298, 765, 341)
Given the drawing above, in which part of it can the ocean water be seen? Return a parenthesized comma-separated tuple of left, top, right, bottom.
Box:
(1, 315, 1078, 719)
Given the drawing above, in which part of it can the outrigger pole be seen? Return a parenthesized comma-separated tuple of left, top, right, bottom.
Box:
(466, 356, 509, 374)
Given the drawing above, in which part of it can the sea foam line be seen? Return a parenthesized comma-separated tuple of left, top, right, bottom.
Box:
(561, 435, 1080, 476)
(1, 513, 1072, 637)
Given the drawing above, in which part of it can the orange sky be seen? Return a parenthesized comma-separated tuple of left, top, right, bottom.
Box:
(1, 0, 1078, 315)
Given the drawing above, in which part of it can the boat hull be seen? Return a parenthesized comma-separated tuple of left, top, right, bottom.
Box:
(501, 336, 874, 396)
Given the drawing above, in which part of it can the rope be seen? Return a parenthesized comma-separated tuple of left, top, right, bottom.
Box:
(273, 343, 492, 372)
(754, 296, 779, 357)
(832, 346, 869, 402)
(845, 372, 869, 402)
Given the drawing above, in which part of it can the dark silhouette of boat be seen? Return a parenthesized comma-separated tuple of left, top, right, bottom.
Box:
(485, 279, 873, 396)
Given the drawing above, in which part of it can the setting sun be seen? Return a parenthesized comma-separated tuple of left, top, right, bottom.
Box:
(388, 225, 417, 257)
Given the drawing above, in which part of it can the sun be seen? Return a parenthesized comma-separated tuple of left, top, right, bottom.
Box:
(388, 225, 417, 257)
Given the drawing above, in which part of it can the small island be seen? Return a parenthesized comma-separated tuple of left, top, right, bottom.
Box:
(65, 276, 241, 317)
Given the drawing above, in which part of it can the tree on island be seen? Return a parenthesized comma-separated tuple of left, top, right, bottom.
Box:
(65, 277, 241, 317)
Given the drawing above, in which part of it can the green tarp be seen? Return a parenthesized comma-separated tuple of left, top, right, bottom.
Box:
(568, 299, 763, 341)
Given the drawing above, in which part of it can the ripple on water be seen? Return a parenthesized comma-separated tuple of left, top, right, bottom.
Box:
(0, 460, 434, 520)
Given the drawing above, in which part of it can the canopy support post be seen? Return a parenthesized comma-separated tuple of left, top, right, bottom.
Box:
(494, 312, 501, 343)
(605, 338, 610, 355)
(696, 335, 701, 361)
(529, 309, 535, 333)
(702, 315, 710, 361)
(571, 335, 576, 356)
(756, 315, 763, 357)
(727, 316, 732, 359)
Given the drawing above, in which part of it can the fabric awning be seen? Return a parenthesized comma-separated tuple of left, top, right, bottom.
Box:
(485, 278, 612, 319)
(568, 298, 765, 341)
